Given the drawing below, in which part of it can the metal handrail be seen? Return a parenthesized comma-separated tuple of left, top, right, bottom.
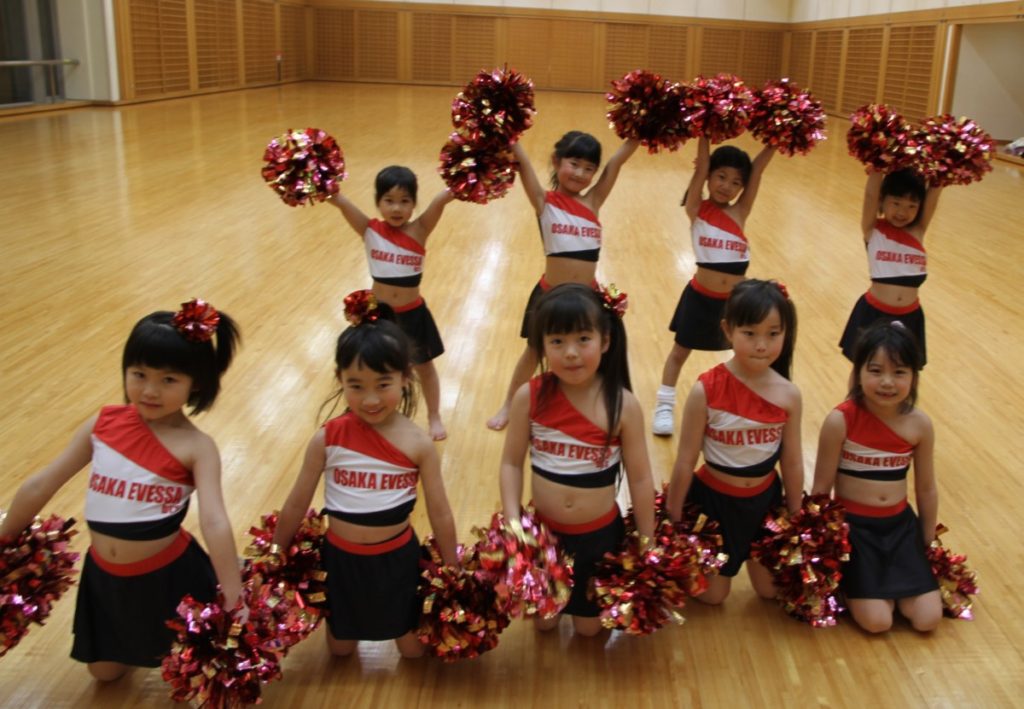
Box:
(0, 59, 80, 102)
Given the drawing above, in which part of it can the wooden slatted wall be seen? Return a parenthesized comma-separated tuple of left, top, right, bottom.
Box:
(194, 0, 240, 90)
(841, 27, 884, 116)
(127, 0, 190, 97)
(279, 3, 308, 81)
(883, 24, 937, 120)
(786, 30, 813, 89)
(314, 7, 355, 80)
(811, 28, 843, 113)
(242, 0, 276, 84)
(699, 27, 743, 77)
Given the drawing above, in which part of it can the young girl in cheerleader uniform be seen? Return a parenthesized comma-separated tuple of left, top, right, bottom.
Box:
(666, 280, 803, 604)
(328, 166, 454, 440)
(486, 131, 639, 431)
(0, 299, 243, 679)
(499, 283, 655, 635)
(652, 136, 776, 436)
(839, 168, 941, 365)
(813, 321, 941, 633)
(272, 291, 458, 658)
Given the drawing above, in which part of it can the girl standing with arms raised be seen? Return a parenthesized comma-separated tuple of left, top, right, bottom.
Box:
(486, 131, 639, 431)
(839, 169, 941, 365)
(813, 322, 941, 633)
(652, 137, 776, 435)
(328, 166, 454, 440)
(0, 300, 243, 679)
(666, 280, 802, 604)
(272, 291, 458, 658)
(499, 283, 655, 635)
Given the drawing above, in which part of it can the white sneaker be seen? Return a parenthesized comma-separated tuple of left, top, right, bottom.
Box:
(652, 403, 675, 436)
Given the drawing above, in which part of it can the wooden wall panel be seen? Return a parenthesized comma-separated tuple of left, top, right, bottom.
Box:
(506, 18, 551, 88)
(242, 0, 276, 84)
(742, 28, 782, 86)
(883, 24, 937, 119)
(194, 0, 240, 90)
(812, 28, 843, 113)
(128, 0, 190, 96)
(280, 4, 308, 81)
(604, 23, 649, 85)
(314, 7, 356, 80)
(699, 27, 743, 76)
(451, 15, 498, 80)
(356, 9, 399, 81)
(411, 13, 452, 83)
(548, 20, 596, 91)
(786, 30, 813, 88)
(841, 27, 883, 115)
(648, 25, 690, 80)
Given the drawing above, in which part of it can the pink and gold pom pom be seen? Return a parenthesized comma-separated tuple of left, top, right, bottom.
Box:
(749, 78, 827, 156)
(751, 494, 850, 627)
(243, 509, 327, 650)
(926, 524, 978, 620)
(846, 104, 919, 172)
(162, 591, 282, 707)
(0, 514, 79, 658)
(439, 132, 517, 204)
(605, 69, 688, 153)
(261, 127, 346, 207)
(916, 114, 993, 187)
(681, 74, 755, 144)
(472, 509, 573, 619)
(417, 536, 511, 661)
(452, 67, 535, 147)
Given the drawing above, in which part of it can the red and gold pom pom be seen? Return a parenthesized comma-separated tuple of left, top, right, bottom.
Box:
(162, 592, 282, 707)
(243, 509, 327, 651)
(171, 298, 220, 343)
(439, 133, 517, 204)
(751, 494, 850, 627)
(417, 536, 511, 661)
(342, 289, 380, 327)
(926, 524, 978, 620)
(749, 78, 827, 156)
(472, 509, 573, 619)
(452, 67, 535, 147)
(605, 69, 688, 153)
(590, 531, 693, 635)
(0, 515, 79, 658)
(846, 104, 919, 172)
(261, 127, 346, 207)
(681, 74, 755, 144)
(916, 114, 993, 187)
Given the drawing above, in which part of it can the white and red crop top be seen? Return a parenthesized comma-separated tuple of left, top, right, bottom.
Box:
(693, 200, 749, 276)
(700, 364, 787, 478)
(529, 373, 621, 488)
(835, 399, 913, 482)
(867, 219, 927, 288)
(539, 191, 602, 262)
(364, 218, 425, 287)
(322, 411, 418, 526)
(86, 405, 194, 541)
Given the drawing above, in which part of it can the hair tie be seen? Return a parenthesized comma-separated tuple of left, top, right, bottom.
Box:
(891, 320, 906, 330)
(597, 283, 628, 319)
(773, 280, 790, 300)
(172, 298, 220, 342)
(343, 289, 380, 326)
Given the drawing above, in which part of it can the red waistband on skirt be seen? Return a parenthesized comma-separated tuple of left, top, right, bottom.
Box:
(696, 465, 776, 497)
(327, 526, 413, 555)
(689, 278, 731, 300)
(539, 274, 600, 292)
(392, 296, 424, 313)
(536, 504, 620, 535)
(865, 290, 920, 315)
(90, 528, 192, 577)
(836, 496, 908, 517)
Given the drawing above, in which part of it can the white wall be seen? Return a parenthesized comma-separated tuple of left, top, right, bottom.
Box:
(54, 0, 119, 101)
(951, 23, 1024, 142)
(790, 0, 997, 23)
(375, 0, 793, 21)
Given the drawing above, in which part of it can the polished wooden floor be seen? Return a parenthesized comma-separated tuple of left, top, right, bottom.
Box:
(1, 83, 1022, 707)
